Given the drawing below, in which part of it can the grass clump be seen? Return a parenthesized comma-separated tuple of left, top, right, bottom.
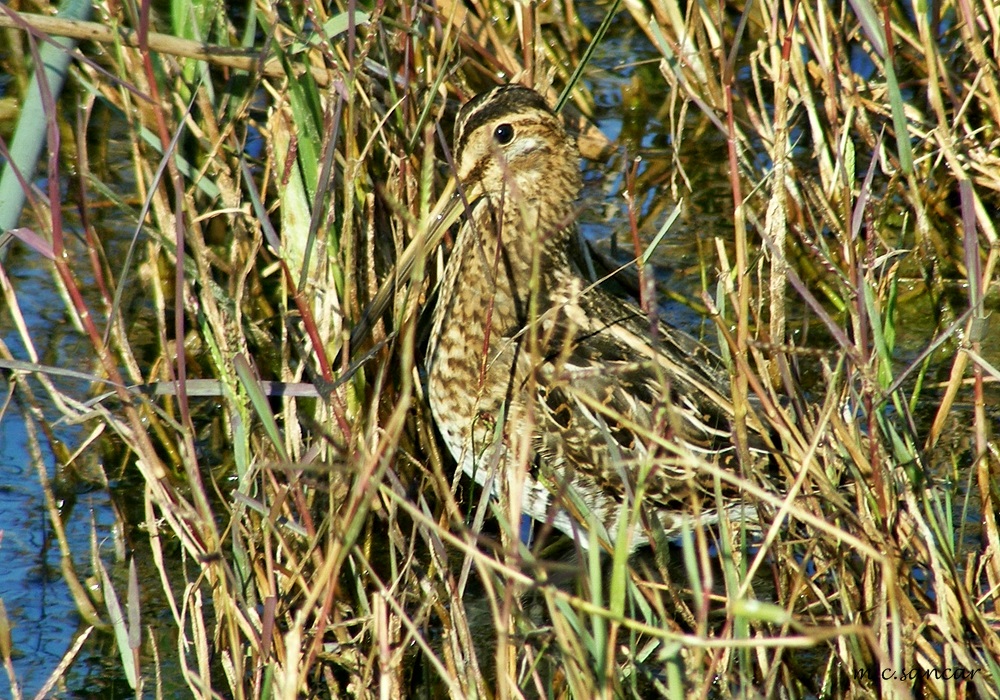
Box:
(0, 0, 997, 697)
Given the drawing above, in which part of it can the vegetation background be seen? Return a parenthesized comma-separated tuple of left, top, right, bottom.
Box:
(0, 0, 997, 697)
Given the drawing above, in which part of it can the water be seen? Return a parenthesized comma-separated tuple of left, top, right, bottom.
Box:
(0, 261, 129, 696)
(0, 100, 159, 696)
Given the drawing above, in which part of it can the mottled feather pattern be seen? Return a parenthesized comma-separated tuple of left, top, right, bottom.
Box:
(426, 85, 761, 551)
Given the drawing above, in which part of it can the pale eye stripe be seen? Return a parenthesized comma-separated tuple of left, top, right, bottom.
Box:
(506, 135, 546, 158)
(453, 87, 504, 157)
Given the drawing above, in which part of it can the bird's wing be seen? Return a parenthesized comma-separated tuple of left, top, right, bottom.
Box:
(517, 285, 749, 511)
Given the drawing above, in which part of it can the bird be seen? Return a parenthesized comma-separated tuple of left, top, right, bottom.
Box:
(425, 84, 763, 553)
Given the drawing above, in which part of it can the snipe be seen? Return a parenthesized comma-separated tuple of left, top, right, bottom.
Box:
(426, 84, 760, 552)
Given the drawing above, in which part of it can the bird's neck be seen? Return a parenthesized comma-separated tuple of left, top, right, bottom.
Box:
(485, 192, 574, 306)
(429, 160, 580, 366)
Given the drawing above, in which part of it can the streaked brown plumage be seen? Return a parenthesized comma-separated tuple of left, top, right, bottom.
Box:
(426, 84, 758, 551)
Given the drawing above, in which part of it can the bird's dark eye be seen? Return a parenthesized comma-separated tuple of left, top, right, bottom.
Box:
(493, 123, 514, 145)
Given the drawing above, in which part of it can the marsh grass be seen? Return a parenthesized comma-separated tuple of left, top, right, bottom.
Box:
(1, 0, 998, 697)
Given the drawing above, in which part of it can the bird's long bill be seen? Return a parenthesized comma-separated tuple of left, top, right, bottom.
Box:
(347, 177, 487, 354)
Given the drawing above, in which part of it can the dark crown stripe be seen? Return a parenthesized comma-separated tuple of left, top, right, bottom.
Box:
(454, 85, 553, 160)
